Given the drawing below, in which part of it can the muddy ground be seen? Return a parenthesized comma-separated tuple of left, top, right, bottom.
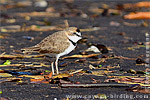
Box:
(0, 0, 150, 100)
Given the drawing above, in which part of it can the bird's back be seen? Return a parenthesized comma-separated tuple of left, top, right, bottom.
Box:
(22, 30, 70, 54)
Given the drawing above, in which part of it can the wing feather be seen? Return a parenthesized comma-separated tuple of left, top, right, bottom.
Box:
(37, 31, 70, 54)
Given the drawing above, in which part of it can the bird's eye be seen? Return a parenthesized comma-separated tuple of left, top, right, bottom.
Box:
(76, 29, 80, 32)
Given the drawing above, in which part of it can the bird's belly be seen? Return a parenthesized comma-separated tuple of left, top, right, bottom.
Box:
(57, 43, 76, 57)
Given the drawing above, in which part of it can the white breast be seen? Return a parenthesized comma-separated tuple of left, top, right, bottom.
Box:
(56, 35, 81, 58)
(56, 41, 76, 58)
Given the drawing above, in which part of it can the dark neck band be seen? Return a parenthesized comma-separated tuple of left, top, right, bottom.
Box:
(69, 39, 77, 46)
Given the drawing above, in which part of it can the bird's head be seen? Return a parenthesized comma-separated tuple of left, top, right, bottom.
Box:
(65, 27, 82, 42)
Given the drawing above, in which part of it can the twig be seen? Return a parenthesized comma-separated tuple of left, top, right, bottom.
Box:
(0, 64, 22, 67)
(0, 78, 21, 83)
(62, 53, 100, 59)
(60, 83, 131, 88)
(123, 22, 139, 27)
(0, 54, 44, 59)
(113, 56, 136, 60)
(80, 27, 106, 32)
(14, 12, 60, 17)
(0, 25, 65, 32)
(69, 69, 83, 75)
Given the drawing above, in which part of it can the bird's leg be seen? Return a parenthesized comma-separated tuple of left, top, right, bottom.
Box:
(51, 62, 55, 75)
(45, 55, 55, 75)
(55, 56, 59, 74)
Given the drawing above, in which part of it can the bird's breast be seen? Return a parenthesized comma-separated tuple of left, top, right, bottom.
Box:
(56, 41, 76, 57)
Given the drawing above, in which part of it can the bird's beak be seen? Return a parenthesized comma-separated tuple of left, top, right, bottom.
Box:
(77, 37, 87, 43)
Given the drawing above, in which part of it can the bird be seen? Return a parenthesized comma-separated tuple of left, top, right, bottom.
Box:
(21, 27, 82, 75)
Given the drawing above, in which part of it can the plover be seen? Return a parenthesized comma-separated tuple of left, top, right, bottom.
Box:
(22, 27, 82, 74)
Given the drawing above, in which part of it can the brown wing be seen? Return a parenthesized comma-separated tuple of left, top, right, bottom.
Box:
(36, 31, 70, 54)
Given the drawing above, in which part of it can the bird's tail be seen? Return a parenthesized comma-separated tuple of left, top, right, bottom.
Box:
(21, 46, 40, 54)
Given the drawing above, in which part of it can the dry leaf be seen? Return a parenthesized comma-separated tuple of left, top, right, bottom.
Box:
(63, 54, 100, 59)
(91, 70, 111, 76)
(0, 78, 21, 83)
(53, 73, 72, 79)
(69, 69, 83, 75)
(124, 12, 150, 19)
(123, 1, 150, 9)
(14, 12, 60, 17)
(89, 8, 121, 15)
(0, 73, 12, 77)
(44, 72, 53, 79)
(19, 75, 45, 79)
(106, 77, 150, 86)
(136, 88, 150, 94)
(0, 54, 44, 59)
(89, 64, 96, 69)
(30, 78, 49, 84)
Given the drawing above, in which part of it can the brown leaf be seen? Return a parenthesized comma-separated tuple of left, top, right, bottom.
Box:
(0, 54, 44, 60)
(136, 88, 150, 94)
(123, 1, 150, 9)
(44, 72, 53, 79)
(91, 70, 112, 76)
(53, 73, 72, 79)
(0, 78, 21, 83)
(124, 12, 150, 19)
(19, 75, 45, 79)
(30, 79, 49, 84)
(0, 73, 12, 77)
(14, 12, 60, 17)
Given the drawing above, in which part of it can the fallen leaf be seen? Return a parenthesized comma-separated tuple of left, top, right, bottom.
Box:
(122, 1, 150, 9)
(62, 54, 100, 59)
(19, 75, 45, 79)
(44, 72, 53, 79)
(0, 64, 22, 67)
(3, 60, 11, 65)
(30, 79, 49, 84)
(53, 73, 72, 79)
(0, 78, 21, 83)
(0, 54, 44, 60)
(91, 70, 111, 76)
(0, 35, 6, 39)
(0, 69, 4, 73)
(124, 12, 150, 19)
(0, 73, 12, 77)
(105, 76, 150, 86)
(136, 88, 150, 94)
(80, 27, 106, 32)
(89, 64, 96, 69)
(69, 69, 83, 75)
(14, 12, 60, 17)
(89, 8, 121, 15)
(128, 69, 136, 74)
(123, 22, 139, 27)
(127, 84, 150, 94)
(0, 97, 10, 100)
